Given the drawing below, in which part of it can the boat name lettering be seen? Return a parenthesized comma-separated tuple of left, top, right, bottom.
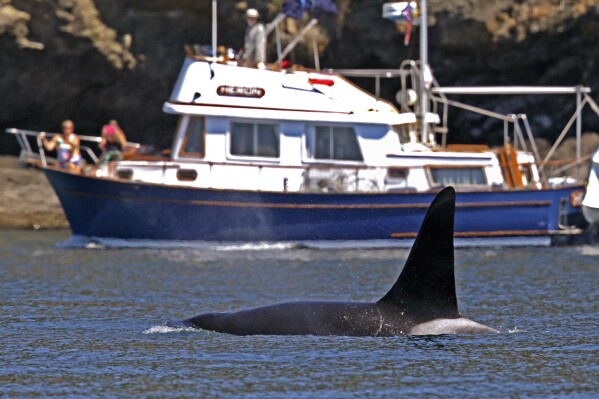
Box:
(217, 85, 265, 98)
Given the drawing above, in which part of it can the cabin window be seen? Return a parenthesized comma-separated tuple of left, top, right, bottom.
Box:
(429, 167, 486, 186)
(312, 126, 363, 161)
(180, 117, 205, 158)
(230, 122, 280, 158)
(387, 167, 409, 179)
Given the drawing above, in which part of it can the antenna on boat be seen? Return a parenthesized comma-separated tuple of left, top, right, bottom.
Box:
(212, 0, 218, 59)
(383, 1, 431, 143)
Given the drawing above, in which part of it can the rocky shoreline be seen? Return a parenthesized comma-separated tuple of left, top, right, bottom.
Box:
(0, 156, 68, 229)
(1, 1, 599, 156)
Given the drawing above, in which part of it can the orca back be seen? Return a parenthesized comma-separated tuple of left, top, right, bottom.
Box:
(378, 187, 460, 321)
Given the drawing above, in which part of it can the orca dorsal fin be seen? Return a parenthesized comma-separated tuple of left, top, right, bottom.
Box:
(378, 187, 461, 321)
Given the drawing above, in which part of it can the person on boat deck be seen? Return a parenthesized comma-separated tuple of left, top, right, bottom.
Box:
(38, 119, 82, 173)
(109, 119, 125, 135)
(108, 119, 128, 152)
(241, 8, 266, 69)
(99, 123, 127, 163)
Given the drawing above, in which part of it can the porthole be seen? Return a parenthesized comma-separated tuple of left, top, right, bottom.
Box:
(177, 169, 198, 182)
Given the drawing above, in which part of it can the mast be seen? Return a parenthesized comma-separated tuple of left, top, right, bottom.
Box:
(383, 1, 430, 143)
(212, 0, 217, 58)
(419, 0, 429, 143)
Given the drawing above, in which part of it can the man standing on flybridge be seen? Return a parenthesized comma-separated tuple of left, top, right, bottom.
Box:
(242, 8, 266, 69)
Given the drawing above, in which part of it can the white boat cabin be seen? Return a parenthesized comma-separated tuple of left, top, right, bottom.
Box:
(100, 57, 541, 193)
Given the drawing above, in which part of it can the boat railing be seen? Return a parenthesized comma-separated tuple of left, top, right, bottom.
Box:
(403, 58, 598, 184)
(431, 86, 599, 182)
(326, 68, 409, 101)
(5, 128, 140, 168)
(537, 155, 594, 181)
(331, 59, 599, 183)
(336, 60, 527, 153)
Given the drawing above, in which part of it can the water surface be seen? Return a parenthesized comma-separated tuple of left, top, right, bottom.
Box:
(1, 230, 597, 398)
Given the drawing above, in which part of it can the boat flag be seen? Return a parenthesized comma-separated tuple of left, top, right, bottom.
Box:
(283, 0, 338, 19)
(402, 3, 413, 46)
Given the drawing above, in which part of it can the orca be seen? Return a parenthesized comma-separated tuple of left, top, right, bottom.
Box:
(177, 187, 498, 336)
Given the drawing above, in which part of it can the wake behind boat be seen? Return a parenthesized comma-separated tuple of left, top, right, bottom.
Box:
(7, 1, 594, 246)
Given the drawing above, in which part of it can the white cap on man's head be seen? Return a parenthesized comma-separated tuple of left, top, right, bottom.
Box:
(246, 8, 259, 18)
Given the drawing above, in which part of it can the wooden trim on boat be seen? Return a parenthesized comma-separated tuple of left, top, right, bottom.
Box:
(391, 230, 549, 238)
(498, 144, 524, 189)
(124, 154, 171, 162)
(62, 188, 551, 210)
(442, 144, 491, 152)
(387, 153, 495, 161)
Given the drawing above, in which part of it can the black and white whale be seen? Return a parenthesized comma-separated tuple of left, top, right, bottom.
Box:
(177, 187, 498, 336)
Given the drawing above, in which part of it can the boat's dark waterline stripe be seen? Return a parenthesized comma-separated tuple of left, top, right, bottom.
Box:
(391, 230, 549, 238)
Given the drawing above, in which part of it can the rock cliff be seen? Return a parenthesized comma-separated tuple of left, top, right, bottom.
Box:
(1, 0, 599, 154)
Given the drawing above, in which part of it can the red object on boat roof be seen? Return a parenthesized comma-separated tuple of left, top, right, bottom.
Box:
(308, 78, 335, 87)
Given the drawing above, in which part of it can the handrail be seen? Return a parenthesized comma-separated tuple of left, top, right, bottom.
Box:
(6, 127, 99, 144)
(547, 153, 592, 177)
(6, 128, 140, 148)
(432, 85, 596, 181)
(432, 86, 592, 95)
(5, 127, 140, 166)
(81, 146, 99, 164)
(325, 68, 409, 99)
(428, 94, 515, 122)
(539, 97, 589, 173)
(36, 135, 47, 167)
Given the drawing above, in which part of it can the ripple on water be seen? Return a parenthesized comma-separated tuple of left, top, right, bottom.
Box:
(1, 230, 597, 398)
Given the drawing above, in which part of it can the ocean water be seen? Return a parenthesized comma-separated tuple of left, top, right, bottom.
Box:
(1, 229, 597, 398)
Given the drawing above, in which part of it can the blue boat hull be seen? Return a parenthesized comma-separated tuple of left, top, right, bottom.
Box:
(42, 168, 585, 242)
